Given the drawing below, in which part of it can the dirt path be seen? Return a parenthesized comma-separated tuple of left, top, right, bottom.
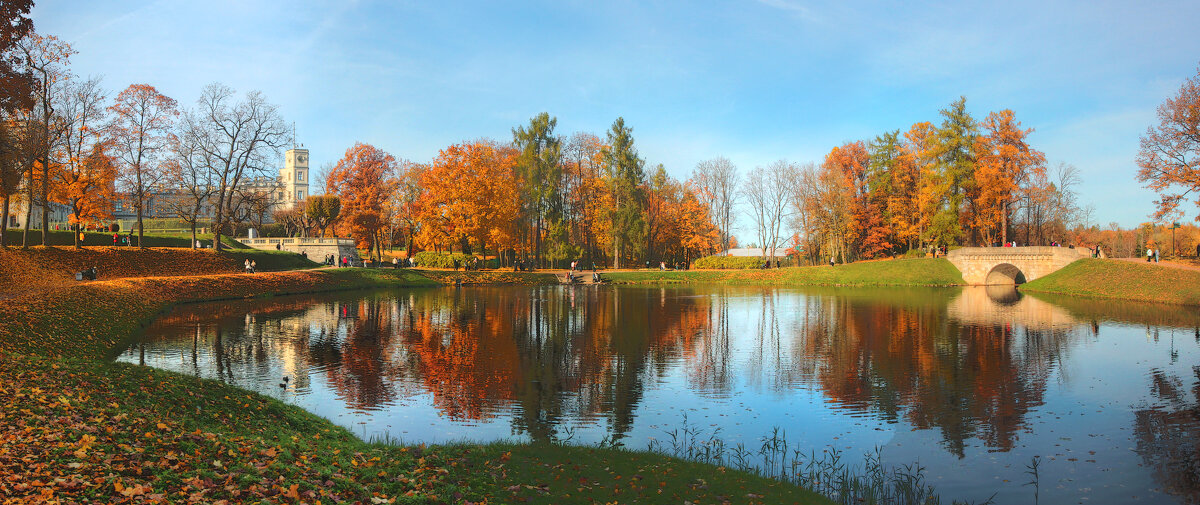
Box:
(1115, 257, 1200, 272)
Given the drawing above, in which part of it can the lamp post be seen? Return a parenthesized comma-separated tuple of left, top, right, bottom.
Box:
(1171, 221, 1181, 258)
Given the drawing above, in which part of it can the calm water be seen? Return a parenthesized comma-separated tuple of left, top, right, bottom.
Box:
(116, 285, 1200, 504)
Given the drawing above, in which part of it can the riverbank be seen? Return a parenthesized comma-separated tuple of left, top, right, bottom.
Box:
(1021, 258, 1200, 306)
(0, 267, 829, 504)
(603, 258, 966, 287)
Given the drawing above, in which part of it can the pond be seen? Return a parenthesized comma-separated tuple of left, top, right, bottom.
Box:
(116, 284, 1200, 504)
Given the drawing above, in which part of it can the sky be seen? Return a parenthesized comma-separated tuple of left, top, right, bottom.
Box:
(27, 0, 1200, 230)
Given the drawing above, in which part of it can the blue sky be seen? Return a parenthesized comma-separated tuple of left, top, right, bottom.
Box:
(29, 0, 1200, 229)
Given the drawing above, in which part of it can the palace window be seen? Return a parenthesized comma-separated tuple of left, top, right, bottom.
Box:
(297, 172, 303, 181)
(297, 190, 304, 200)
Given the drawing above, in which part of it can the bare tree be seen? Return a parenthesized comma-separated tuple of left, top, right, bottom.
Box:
(691, 156, 739, 254)
(185, 83, 288, 250)
(165, 110, 216, 248)
(786, 162, 819, 264)
(743, 160, 792, 261)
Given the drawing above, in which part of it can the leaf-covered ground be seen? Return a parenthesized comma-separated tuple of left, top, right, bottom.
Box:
(0, 266, 829, 504)
(0, 246, 320, 299)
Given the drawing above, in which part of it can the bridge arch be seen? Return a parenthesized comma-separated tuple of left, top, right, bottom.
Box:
(984, 263, 1027, 285)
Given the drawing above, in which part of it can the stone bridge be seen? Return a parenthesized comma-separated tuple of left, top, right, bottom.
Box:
(945, 246, 1091, 285)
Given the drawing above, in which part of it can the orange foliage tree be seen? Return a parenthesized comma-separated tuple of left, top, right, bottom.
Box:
(54, 77, 115, 248)
(325, 142, 397, 262)
(415, 141, 521, 259)
(973, 110, 1045, 245)
(108, 83, 178, 247)
(1137, 66, 1200, 222)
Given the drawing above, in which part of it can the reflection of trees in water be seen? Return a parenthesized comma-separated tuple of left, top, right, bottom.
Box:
(140, 286, 1092, 455)
(391, 287, 715, 443)
(1135, 365, 1200, 503)
(791, 294, 1078, 457)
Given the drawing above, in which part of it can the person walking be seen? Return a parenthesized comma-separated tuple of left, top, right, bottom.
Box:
(1154, 248, 1160, 263)
(1147, 247, 1153, 262)
(393, 257, 399, 269)
(250, 260, 257, 273)
(244, 259, 252, 273)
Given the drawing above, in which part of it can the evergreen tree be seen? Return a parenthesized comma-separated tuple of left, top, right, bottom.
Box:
(604, 117, 646, 268)
(932, 96, 978, 245)
(512, 112, 562, 266)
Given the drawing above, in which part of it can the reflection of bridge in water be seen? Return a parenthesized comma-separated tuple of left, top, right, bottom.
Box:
(946, 246, 1091, 285)
(947, 285, 1081, 330)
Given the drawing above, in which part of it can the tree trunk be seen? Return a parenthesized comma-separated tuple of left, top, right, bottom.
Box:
(137, 203, 145, 249)
(40, 155, 48, 246)
(1001, 200, 1009, 245)
(212, 187, 226, 252)
(21, 170, 33, 249)
(1, 193, 10, 247)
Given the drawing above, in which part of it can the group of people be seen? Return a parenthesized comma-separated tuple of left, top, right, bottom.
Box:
(243, 259, 257, 273)
(112, 231, 135, 247)
(1147, 247, 1161, 263)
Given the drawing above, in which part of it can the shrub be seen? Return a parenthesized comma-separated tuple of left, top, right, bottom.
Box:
(110, 223, 120, 233)
(691, 255, 768, 269)
(904, 249, 926, 258)
(412, 251, 474, 269)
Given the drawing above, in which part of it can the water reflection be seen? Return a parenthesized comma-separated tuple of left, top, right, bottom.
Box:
(118, 285, 1200, 504)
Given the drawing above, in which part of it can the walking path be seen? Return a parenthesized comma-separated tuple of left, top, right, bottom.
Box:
(1115, 257, 1200, 272)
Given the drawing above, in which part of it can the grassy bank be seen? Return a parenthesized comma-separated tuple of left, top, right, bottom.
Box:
(1021, 258, 1200, 306)
(605, 258, 965, 287)
(0, 268, 829, 504)
(3, 228, 249, 249)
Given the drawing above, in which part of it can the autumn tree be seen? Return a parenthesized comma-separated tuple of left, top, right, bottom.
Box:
(645, 163, 670, 263)
(305, 194, 341, 238)
(563, 132, 608, 265)
(15, 33, 73, 247)
(184, 83, 289, 251)
(416, 141, 521, 261)
(1137, 66, 1200, 222)
(54, 76, 115, 248)
(512, 112, 563, 266)
(691, 156, 739, 253)
(603, 117, 646, 268)
(326, 142, 397, 262)
(108, 83, 178, 248)
(973, 109, 1045, 245)
(904, 121, 941, 248)
(0, 0, 33, 113)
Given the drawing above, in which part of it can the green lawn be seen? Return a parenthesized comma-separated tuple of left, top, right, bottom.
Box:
(605, 258, 965, 287)
(1021, 258, 1200, 306)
